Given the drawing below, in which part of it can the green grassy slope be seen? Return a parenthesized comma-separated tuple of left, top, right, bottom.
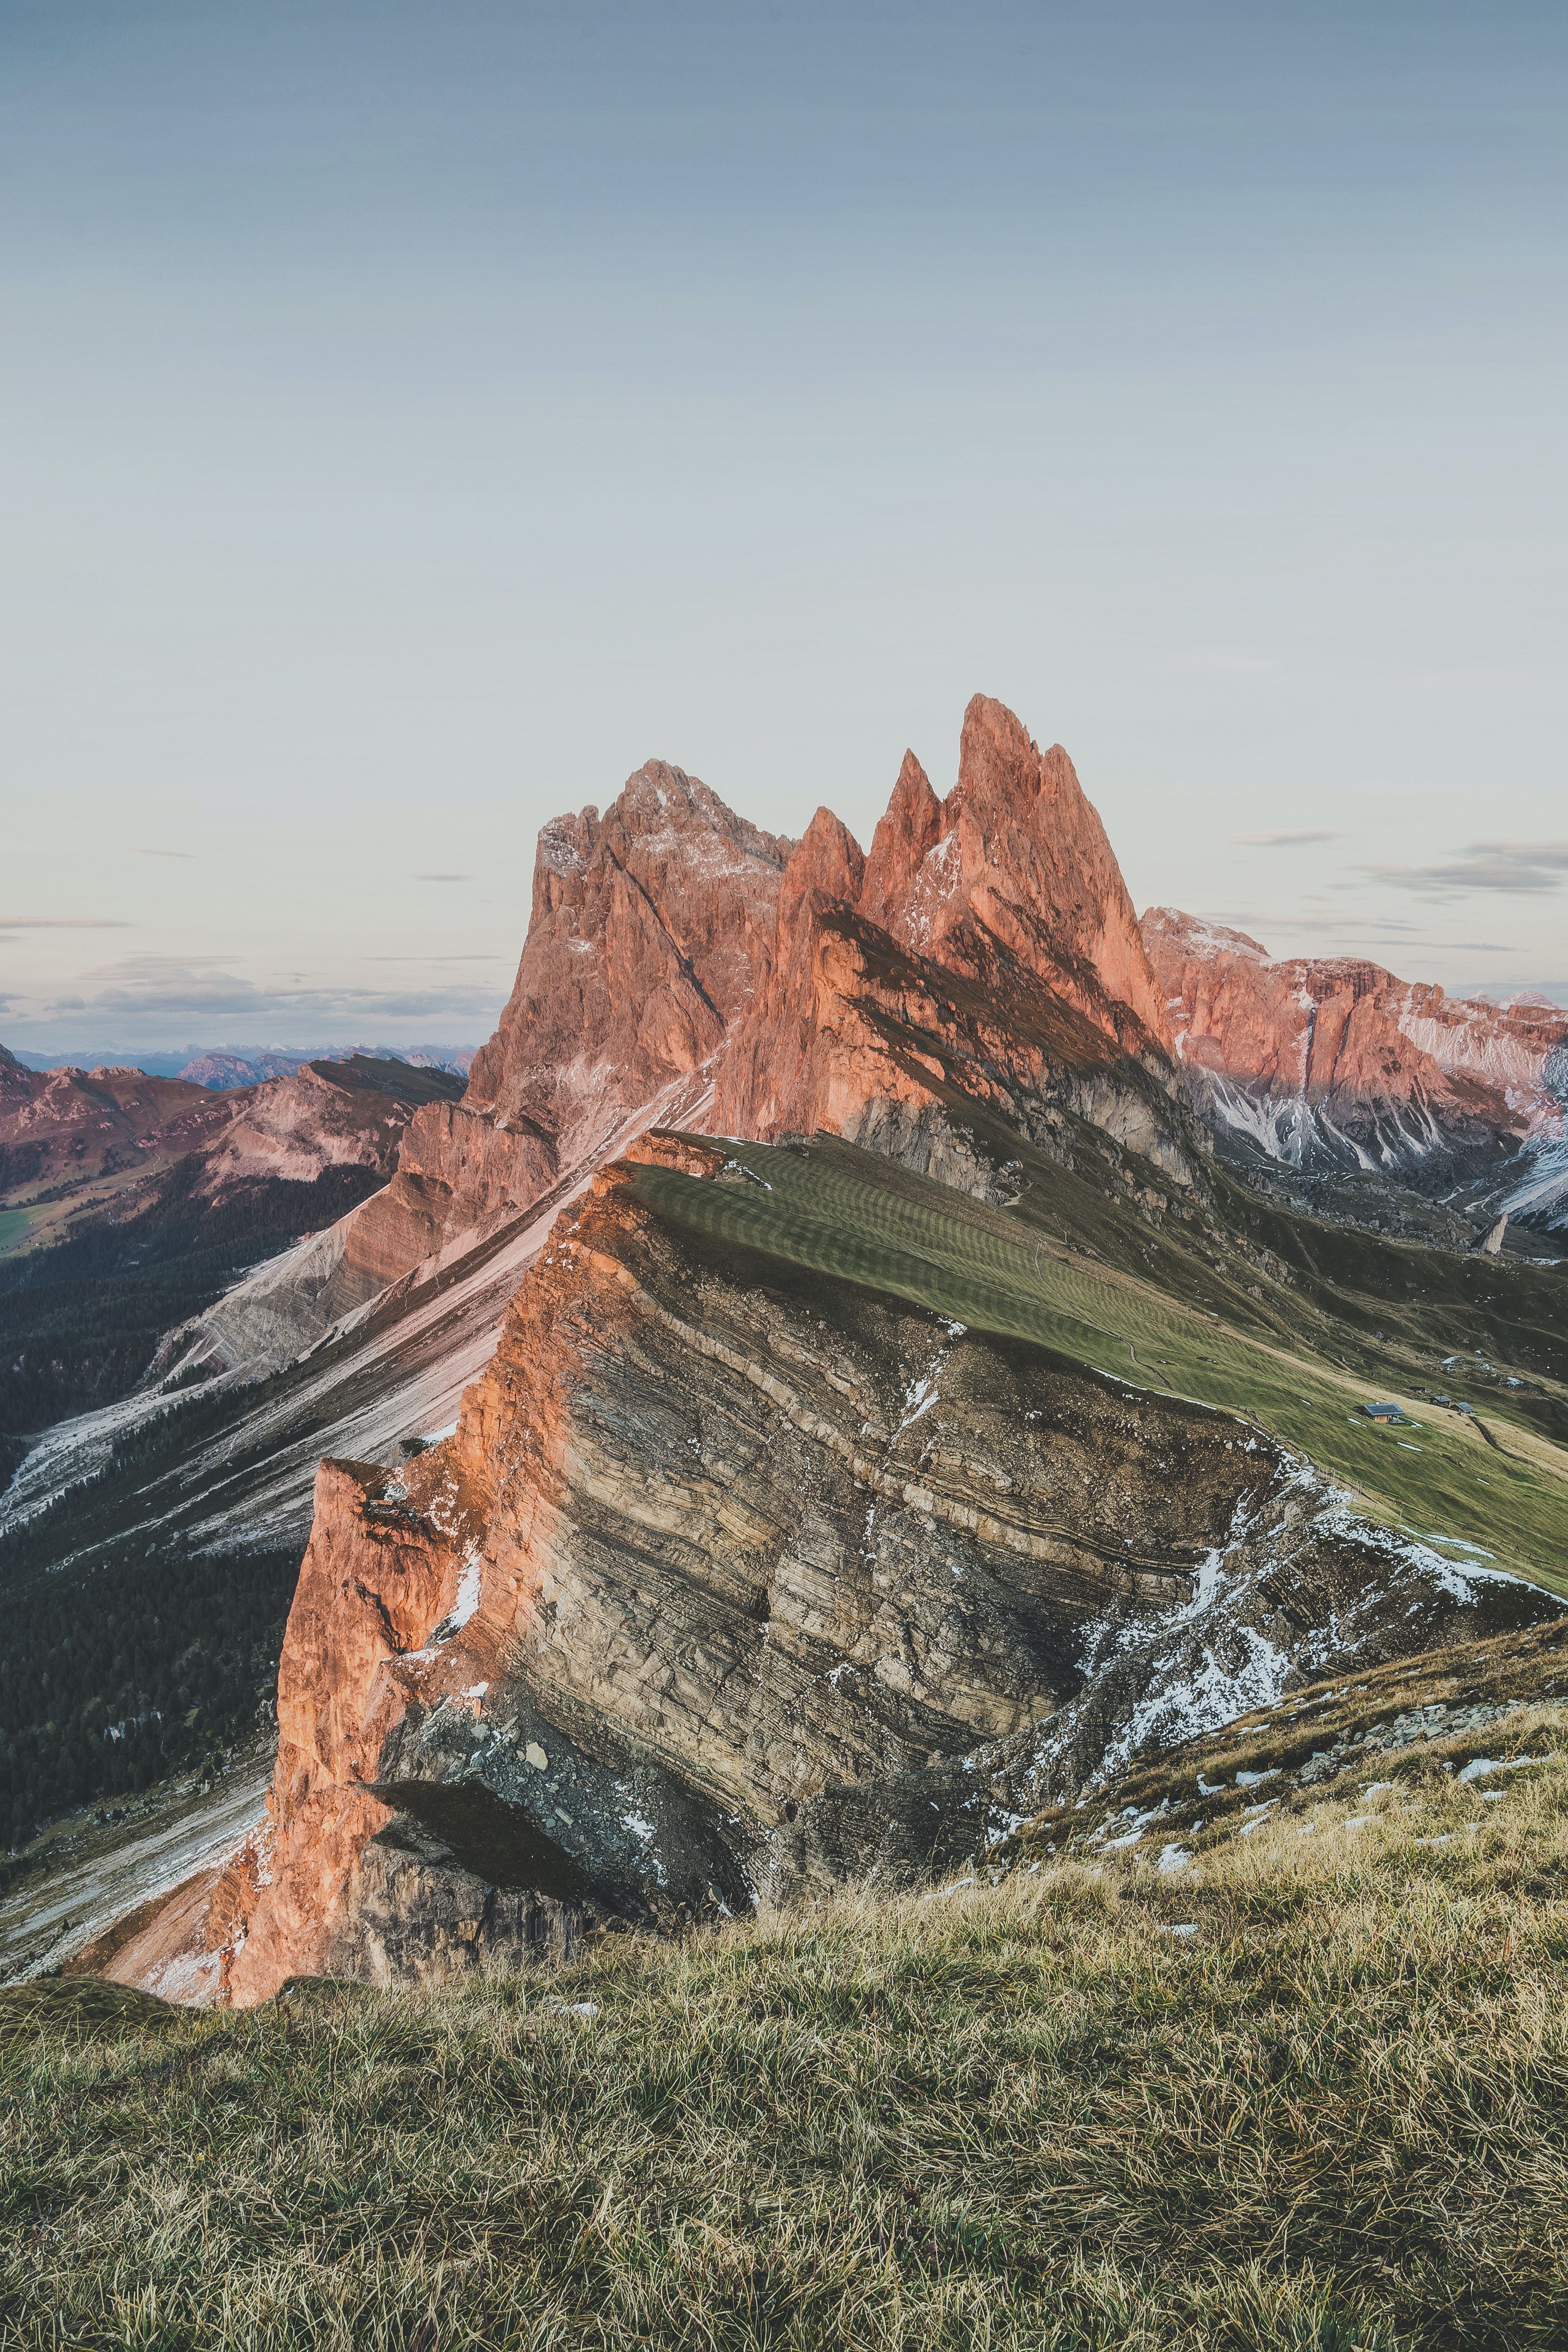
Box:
(0, 1208, 34, 1256)
(631, 1130, 1568, 1589)
(6, 1640, 1568, 2350)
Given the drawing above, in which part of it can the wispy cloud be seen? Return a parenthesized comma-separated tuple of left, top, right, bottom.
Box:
(1219, 910, 1518, 952)
(1366, 855, 1566, 896)
(131, 848, 195, 861)
(1360, 837, 1568, 897)
(1230, 829, 1340, 848)
(1468, 840, 1568, 866)
(0, 916, 135, 929)
(416, 873, 471, 882)
(0, 952, 503, 1054)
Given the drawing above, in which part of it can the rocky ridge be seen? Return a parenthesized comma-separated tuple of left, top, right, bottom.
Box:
(152, 703, 1195, 1396)
(1143, 907, 1568, 1224)
(0, 1051, 465, 1262)
(19, 694, 1568, 2004)
(216, 1133, 1558, 2003)
(714, 698, 1188, 1197)
(332, 764, 793, 1302)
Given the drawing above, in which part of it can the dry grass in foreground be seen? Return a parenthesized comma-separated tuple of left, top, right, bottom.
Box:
(4, 1706, 1568, 2351)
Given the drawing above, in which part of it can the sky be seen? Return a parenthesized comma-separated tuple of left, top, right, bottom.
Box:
(3, 0, 1566, 1059)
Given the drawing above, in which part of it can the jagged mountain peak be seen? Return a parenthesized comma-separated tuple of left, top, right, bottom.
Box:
(712, 695, 1180, 1175)
(16, 703, 1568, 2018)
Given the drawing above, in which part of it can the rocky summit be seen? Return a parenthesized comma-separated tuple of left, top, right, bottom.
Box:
(6, 696, 1568, 2012)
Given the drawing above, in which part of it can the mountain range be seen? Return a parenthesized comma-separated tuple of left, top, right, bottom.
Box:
(3, 693, 1566, 2006)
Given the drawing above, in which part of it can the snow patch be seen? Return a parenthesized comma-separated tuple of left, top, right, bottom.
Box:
(449, 1547, 483, 1632)
(1458, 1753, 1545, 1785)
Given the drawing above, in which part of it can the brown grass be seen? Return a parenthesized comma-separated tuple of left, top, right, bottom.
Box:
(4, 1692, 1568, 2350)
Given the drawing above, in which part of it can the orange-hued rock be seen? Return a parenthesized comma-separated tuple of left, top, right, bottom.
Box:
(861, 701, 1170, 1046)
(209, 1125, 1564, 2002)
(337, 763, 794, 1289)
(175, 702, 1191, 1377)
(224, 1456, 480, 2002)
(714, 696, 1185, 1185)
(1143, 908, 1568, 1175)
(220, 1129, 1285, 1998)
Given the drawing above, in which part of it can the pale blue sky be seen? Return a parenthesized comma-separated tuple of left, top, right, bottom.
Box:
(3, 1, 1566, 1054)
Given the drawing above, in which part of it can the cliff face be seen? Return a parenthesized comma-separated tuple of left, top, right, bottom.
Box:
(72, 696, 1568, 2004)
(336, 764, 794, 1294)
(195, 698, 1182, 1382)
(1143, 908, 1568, 1191)
(713, 696, 1187, 1193)
(224, 1133, 1267, 2001)
(218, 1130, 1561, 2004)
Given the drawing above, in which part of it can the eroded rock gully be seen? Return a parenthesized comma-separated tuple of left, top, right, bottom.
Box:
(217, 1136, 1556, 2002)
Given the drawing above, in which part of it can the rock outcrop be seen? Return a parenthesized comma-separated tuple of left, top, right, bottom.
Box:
(217, 1132, 1560, 2003)
(331, 764, 794, 1295)
(165, 701, 1190, 1382)
(46, 697, 1568, 2004)
(1143, 909, 1568, 1206)
(714, 698, 1186, 1189)
(221, 1133, 1254, 1999)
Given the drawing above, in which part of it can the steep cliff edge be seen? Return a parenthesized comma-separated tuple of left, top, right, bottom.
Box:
(147, 699, 1188, 1391)
(220, 1130, 1563, 2002)
(27, 700, 1568, 1999)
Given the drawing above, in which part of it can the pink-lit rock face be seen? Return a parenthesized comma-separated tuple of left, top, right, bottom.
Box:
(861, 702, 1169, 1045)
(713, 695, 1180, 1170)
(337, 764, 795, 1287)
(199, 699, 1221, 2003)
(1142, 908, 1568, 1177)
(336, 698, 1185, 1294)
(105, 701, 1568, 2009)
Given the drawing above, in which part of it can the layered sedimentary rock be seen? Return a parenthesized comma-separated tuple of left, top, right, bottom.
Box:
(218, 1132, 1559, 2003)
(222, 1134, 1244, 1998)
(1144, 908, 1568, 1193)
(714, 698, 1188, 1190)
(66, 696, 1568, 2003)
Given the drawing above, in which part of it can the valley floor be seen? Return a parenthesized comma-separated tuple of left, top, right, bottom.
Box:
(5, 1636, 1568, 2350)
